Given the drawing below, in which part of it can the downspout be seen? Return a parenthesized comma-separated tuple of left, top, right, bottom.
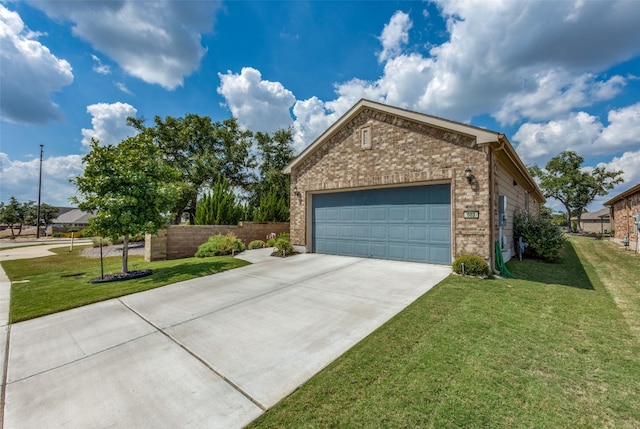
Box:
(489, 145, 498, 273)
(490, 139, 507, 274)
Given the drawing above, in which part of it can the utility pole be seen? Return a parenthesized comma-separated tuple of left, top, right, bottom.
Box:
(36, 144, 43, 238)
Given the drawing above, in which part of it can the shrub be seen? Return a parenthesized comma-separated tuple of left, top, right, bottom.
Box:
(266, 238, 276, 247)
(273, 237, 294, 256)
(195, 232, 245, 257)
(248, 239, 266, 249)
(514, 208, 566, 262)
(452, 254, 490, 277)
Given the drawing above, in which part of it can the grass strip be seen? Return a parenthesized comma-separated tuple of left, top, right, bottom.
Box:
(3, 246, 249, 323)
(248, 237, 640, 428)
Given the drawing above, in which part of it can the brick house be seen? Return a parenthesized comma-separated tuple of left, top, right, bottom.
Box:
(604, 183, 640, 252)
(572, 208, 611, 234)
(284, 99, 544, 268)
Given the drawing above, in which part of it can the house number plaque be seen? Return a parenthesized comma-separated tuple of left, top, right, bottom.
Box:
(463, 210, 480, 219)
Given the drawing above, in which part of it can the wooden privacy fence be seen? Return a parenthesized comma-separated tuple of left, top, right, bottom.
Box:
(145, 222, 290, 261)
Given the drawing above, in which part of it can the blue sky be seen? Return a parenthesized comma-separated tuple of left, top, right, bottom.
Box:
(1, 0, 640, 211)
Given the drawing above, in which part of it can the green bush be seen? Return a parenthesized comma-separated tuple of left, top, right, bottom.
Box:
(195, 232, 245, 257)
(248, 239, 266, 249)
(514, 208, 566, 262)
(266, 238, 276, 247)
(452, 254, 490, 277)
(273, 237, 294, 256)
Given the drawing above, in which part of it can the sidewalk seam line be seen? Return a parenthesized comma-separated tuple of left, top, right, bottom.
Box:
(117, 299, 267, 412)
(1, 324, 11, 429)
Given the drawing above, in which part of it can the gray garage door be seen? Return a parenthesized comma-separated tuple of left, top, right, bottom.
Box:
(312, 184, 451, 264)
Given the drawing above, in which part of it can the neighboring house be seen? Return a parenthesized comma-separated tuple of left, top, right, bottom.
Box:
(51, 207, 93, 233)
(572, 208, 611, 234)
(284, 99, 544, 267)
(604, 183, 640, 252)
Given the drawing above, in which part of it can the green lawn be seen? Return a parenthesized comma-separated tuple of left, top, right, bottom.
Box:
(248, 236, 640, 428)
(3, 246, 249, 323)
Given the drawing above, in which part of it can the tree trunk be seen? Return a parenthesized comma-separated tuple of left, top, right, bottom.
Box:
(121, 234, 129, 273)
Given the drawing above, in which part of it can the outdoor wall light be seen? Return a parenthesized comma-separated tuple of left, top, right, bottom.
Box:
(465, 166, 473, 184)
(293, 185, 302, 198)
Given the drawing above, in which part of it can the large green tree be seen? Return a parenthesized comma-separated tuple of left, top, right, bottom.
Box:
(71, 135, 181, 273)
(529, 151, 624, 230)
(0, 197, 32, 237)
(250, 128, 295, 221)
(26, 203, 59, 236)
(128, 115, 255, 224)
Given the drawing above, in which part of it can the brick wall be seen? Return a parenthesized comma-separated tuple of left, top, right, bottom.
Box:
(290, 107, 492, 260)
(145, 222, 290, 261)
(610, 191, 640, 252)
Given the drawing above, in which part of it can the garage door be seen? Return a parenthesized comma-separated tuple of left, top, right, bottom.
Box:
(312, 184, 451, 264)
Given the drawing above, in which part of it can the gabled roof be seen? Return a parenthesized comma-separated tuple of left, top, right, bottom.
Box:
(574, 208, 610, 221)
(284, 99, 544, 202)
(604, 183, 640, 206)
(52, 208, 93, 225)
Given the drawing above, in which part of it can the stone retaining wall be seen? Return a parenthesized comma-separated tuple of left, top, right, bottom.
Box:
(145, 222, 290, 261)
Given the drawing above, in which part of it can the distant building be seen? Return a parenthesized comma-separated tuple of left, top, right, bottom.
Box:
(604, 183, 640, 252)
(51, 207, 93, 233)
(572, 208, 610, 234)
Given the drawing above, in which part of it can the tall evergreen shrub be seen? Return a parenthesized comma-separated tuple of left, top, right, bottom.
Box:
(514, 208, 566, 262)
(195, 177, 245, 225)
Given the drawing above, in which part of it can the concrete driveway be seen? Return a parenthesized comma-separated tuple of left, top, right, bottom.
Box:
(2, 250, 450, 428)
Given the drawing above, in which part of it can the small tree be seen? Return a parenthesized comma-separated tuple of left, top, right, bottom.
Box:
(0, 197, 30, 237)
(71, 136, 180, 274)
(530, 151, 623, 230)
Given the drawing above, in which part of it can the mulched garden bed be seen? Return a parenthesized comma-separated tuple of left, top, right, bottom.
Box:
(90, 269, 153, 284)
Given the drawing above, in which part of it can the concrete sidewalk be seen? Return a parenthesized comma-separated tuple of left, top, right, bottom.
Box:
(3, 252, 450, 428)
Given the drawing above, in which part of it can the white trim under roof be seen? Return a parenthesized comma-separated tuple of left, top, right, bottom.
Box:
(283, 99, 500, 174)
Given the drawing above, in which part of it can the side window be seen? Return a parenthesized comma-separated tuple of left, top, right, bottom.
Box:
(499, 195, 507, 226)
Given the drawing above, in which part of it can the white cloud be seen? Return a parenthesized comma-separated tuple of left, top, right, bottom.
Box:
(30, 0, 221, 89)
(91, 54, 110, 75)
(512, 102, 640, 168)
(81, 102, 138, 147)
(596, 103, 640, 150)
(589, 150, 640, 210)
(0, 4, 73, 124)
(114, 82, 133, 95)
(0, 152, 84, 206)
(217, 2, 640, 154)
(513, 112, 603, 163)
(495, 71, 626, 126)
(378, 11, 412, 62)
(217, 67, 296, 133)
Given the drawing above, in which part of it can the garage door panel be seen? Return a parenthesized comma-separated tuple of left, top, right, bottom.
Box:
(388, 226, 406, 240)
(312, 184, 451, 265)
(325, 225, 339, 238)
(430, 226, 451, 243)
(371, 226, 387, 239)
(370, 207, 387, 221)
(408, 206, 427, 221)
(355, 208, 369, 221)
(388, 207, 406, 221)
(408, 245, 428, 262)
(325, 208, 339, 221)
(429, 205, 451, 222)
(340, 208, 354, 221)
(354, 225, 370, 239)
(339, 225, 354, 238)
(429, 246, 452, 265)
(408, 225, 427, 241)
